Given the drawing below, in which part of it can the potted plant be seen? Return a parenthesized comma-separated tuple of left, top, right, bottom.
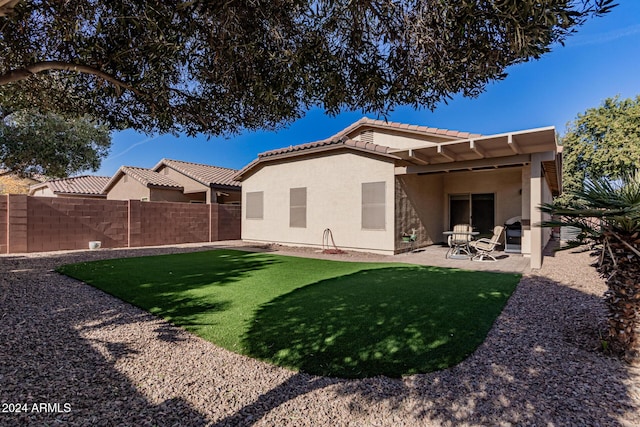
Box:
(401, 229, 417, 242)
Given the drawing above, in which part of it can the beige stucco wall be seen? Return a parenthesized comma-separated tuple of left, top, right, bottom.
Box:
(529, 152, 556, 269)
(149, 188, 192, 203)
(155, 165, 240, 204)
(31, 187, 55, 197)
(106, 176, 151, 201)
(157, 166, 210, 200)
(351, 129, 451, 149)
(241, 151, 397, 254)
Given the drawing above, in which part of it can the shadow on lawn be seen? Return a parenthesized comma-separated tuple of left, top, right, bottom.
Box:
(5, 247, 638, 426)
(243, 266, 519, 378)
(219, 272, 639, 426)
(59, 249, 278, 328)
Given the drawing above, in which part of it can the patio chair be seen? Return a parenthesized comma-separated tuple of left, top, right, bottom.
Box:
(470, 225, 504, 261)
(446, 224, 473, 258)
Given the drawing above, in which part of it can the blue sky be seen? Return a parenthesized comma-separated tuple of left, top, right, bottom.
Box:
(97, 1, 640, 177)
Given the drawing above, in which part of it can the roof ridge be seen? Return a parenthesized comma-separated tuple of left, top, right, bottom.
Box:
(39, 175, 112, 195)
(163, 158, 238, 172)
(258, 135, 393, 159)
(121, 166, 152, 186)
(120, 166, 183, 188)
(46, 174, 111, 182)
(157, 158, 241, 187)
(332, 117, 482, 140)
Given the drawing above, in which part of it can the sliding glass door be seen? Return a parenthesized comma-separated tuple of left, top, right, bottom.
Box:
(449, 193, 495, 235)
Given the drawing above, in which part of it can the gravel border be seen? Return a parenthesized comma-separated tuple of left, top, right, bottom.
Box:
(1, 242, 639, 426)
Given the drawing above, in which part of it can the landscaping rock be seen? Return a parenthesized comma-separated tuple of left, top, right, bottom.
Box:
(0, 242, 638, 425)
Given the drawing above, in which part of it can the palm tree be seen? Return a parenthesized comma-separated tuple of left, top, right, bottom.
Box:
(540, 170, 640, 364)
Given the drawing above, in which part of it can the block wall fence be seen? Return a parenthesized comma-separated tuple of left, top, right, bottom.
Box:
(0, 195, 241, 254)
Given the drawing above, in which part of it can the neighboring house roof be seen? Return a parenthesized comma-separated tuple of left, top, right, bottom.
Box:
(30, 175, 111, 196)
(103, 166, 184, 193)
(235, 136, 401, 181)
(330, 117, 483, 141)
(152, 158, 241, 188)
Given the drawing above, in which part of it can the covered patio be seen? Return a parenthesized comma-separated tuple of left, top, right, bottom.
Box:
(391, 127, 561, 269)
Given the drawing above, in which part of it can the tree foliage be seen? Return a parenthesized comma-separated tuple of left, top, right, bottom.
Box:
(560, 95, 640, 206)
(541, 171, 640, 362)
(0, 110, 111, 177)
(0, 0, 615, 136)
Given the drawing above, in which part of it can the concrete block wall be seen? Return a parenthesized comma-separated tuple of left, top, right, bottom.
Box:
(26, 197, 129, 252)
(214, 204, 242, 241)
(138, 201, 210, 246)
(7, 195, 28, 253)
(0, 195, 240, 254)
(0, 195, 9, 254)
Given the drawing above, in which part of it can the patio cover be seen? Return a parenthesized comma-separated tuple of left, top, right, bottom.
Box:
(392, 126, 561, 195)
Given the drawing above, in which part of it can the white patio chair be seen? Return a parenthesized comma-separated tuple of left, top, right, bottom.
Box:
(446, 224, 473, 258)
(470, 225, 504, 262)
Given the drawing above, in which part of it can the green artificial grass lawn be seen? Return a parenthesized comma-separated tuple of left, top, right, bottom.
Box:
(58, 249, 520, 379)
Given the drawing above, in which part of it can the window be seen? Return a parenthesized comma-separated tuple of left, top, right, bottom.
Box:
(289, 187, 307, 228)
(362, 182, 386, 230)
(246, 191, 264, 219)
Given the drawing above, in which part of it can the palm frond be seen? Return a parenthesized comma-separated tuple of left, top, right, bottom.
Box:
(539, 169, 640, 235)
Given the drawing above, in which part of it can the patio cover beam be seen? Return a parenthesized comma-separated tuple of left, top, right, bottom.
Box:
(408, 149, 430, 165)
(437, 145, 458, 162)
(469, 139, 487, 158)
(396, 153, 531, 175)
(507, 134, 522, 154)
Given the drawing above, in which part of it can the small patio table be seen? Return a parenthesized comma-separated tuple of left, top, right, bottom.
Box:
(443, 230, 479, 259)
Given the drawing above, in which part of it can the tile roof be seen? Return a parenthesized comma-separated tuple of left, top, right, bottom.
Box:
(155, 159, 240, 188)
(234, 118, 481, 180)
(331, 117, 482, 140)
(38, 175, 111, 195)
(258, 136, 395, 158)
(116, 166, 183, 190)
(234, 137, 399, 180)
(257, 117, 481, 160)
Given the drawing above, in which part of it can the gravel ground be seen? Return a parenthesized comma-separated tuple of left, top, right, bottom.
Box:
(1, 242, 639, 426)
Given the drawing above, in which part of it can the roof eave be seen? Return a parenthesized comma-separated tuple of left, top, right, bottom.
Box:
(53, 191, 107, 197)
(235, 144, 400, 181)
(147, 184, 184, 190)
(102, 169, 126, 193)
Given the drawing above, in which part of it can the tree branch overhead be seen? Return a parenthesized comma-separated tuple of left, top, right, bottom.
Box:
(0, 0, 617, 136)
